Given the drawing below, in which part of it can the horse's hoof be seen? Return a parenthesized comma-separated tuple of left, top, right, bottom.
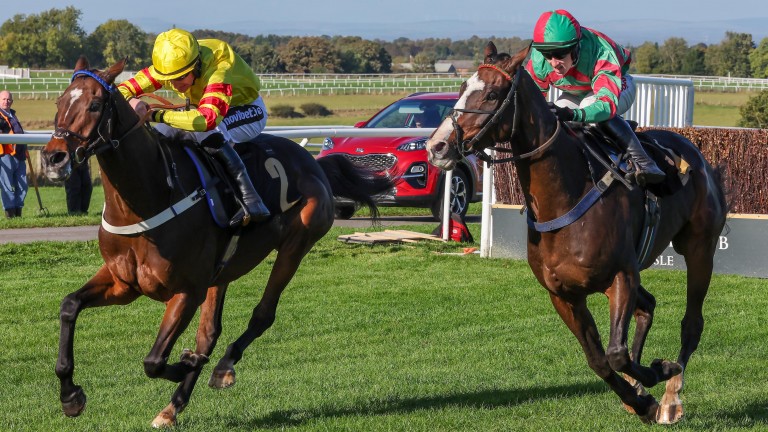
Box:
(657, 400, 684, 424)
(151, 404, 177, 428)
(61, 386, 87, 417)
(638, 400, 660, 424)
(208, 368, 236, 389)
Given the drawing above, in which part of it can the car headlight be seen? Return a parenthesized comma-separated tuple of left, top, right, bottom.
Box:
(322, 137, 334, 150)
(397, 138, 427, 152)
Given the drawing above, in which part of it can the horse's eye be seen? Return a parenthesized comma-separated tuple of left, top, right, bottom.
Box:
(487, 92, 499, 101)
(89, 102, 101, 112)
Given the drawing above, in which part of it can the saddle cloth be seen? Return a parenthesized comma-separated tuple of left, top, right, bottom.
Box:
(184, 141, 303, 228)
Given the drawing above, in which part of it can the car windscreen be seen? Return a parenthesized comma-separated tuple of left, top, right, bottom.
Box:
(365, 99, 456, 129)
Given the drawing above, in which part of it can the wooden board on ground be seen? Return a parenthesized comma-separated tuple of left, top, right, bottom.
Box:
(338, 229, 445, 244)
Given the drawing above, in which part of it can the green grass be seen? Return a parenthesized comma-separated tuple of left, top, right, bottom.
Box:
(0, 229, 766, 431)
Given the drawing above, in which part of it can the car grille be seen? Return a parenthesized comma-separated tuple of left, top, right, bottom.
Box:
(341, 154, 397, 172)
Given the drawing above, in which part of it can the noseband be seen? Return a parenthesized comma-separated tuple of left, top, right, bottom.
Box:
(52, 70, 143, 165)
(451, 65, 559, 165)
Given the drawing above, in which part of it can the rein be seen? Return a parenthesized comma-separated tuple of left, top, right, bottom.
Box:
(453, 65, 559, 165)
(52, 69, 146, 165)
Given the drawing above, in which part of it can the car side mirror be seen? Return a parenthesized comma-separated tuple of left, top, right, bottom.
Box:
(354, 121, 366, 128)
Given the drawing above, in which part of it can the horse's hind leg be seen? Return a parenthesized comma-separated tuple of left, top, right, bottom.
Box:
(56, 265, 140, 417)
(209, 240, 312, 389)
(548, 293, 660, 423)
(153, 285, 228, 427)
(658, 240, 716, 424)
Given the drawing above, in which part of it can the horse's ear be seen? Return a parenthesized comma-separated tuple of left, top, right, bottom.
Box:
(509, 44, 531, 68)
(104, 58, 127, 85)
(74, 55, 89, 72)
(483, 41, 498, 64)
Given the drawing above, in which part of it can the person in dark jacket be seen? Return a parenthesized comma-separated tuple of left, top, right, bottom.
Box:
(0, 90, 27, 218)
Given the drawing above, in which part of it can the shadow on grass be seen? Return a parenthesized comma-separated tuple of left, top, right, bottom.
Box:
(225, 382, 608, 429)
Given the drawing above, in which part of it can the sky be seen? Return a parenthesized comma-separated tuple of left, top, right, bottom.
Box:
(4, 0, 768, 45)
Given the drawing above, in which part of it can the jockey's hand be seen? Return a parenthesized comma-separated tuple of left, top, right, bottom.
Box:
(128, 97, 150, 119)
(547, 102, 574, 122)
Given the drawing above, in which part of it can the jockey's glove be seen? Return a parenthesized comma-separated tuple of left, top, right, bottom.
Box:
(150, 109, 166, 123)
(547, 102, 575, 122)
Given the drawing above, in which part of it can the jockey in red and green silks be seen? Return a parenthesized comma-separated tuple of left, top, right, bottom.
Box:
(524, 9, 665, 186)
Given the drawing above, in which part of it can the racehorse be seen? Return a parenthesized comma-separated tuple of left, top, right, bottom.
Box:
(426, 42, 727, 424)
(41, 57, 393, 427)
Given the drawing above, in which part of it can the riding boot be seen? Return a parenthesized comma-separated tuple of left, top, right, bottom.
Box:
(597, 116, 665, 187)
(14, 207, 22, 217)
(200, 134, 270, 227)
(4, 209, 14, 218)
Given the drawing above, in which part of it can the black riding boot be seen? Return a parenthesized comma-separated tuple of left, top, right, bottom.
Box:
(4, 209, 15, 218)
(201, 134, 270, 227)
(598, 116, 665, 187)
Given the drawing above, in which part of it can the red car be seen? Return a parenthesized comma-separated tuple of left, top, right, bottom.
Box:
(317, 92, 483, 220)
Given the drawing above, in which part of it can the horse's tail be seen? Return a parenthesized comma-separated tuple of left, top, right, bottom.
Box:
(317, 154, 394, 220)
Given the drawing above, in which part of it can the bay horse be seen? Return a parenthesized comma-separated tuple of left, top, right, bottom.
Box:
(41, 57, 393, 427)
(426, 43, 727, 424)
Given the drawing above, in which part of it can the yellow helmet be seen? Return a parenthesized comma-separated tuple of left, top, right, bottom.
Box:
(152, 29, 200, 79)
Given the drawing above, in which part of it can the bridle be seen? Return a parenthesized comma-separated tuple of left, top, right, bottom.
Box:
(52, 69, 145, 166)
(450, 64, 559, 165)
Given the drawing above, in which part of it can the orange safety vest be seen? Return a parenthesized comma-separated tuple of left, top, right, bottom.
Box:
(0, 110, 16, 156)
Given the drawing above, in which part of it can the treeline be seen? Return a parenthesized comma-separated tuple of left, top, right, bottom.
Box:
(1, 7, 768, 78)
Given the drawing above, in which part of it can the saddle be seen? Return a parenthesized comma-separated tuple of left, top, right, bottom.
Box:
(160, 132, 303, 229)
(576, 123, 690, 197)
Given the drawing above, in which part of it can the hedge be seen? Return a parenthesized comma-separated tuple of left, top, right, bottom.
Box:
(493, 127, 768, 215)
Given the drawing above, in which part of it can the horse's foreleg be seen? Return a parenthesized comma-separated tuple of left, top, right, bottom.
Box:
(210, 236, 312, 389)
(144, 291, 203, 428)
(548, 293, 659, 423)
(606, 272, 681, 390)
(56, 265, 139, 417)
(621, 284, 656, 414)
(154, 285, 228, 427)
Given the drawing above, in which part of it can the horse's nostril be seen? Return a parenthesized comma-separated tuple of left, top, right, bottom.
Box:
(433, 141, 446, 154)
(50, 151, 68, 165)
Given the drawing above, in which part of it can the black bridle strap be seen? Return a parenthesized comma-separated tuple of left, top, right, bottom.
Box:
(478, 120, 561, 165)
(53, 70, 146, 165)
(451, 66, 521, 155)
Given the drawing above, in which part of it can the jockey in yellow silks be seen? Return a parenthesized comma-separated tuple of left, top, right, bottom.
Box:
(118, 28, 270, 226)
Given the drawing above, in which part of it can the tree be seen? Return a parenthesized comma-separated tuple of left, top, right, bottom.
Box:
(657, 37, 689, 74)
(630, 42, 661, 74)
(412, 53, 436, 73)
(86, 20, 150, 69)
(238, 42, 284, 73)
(705, 32, 754, 77)
(0, 7, 86, 68)
(749, 37, 768, 78)
(680, 43, 707, 75)
(737, 90, 768, 128)
(333, 36, 391, 73)
(277, 37, 341, 73)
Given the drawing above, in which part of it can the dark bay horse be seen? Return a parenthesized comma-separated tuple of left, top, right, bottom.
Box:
(426, 43, 727, 424)
(41, 57, 393, 427)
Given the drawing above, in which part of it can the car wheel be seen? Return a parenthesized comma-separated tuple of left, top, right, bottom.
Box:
(430, 169, 470, 221)
(335, 205, 356, 220)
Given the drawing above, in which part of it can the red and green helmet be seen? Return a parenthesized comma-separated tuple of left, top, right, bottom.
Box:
(531, 9, 582, 52)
